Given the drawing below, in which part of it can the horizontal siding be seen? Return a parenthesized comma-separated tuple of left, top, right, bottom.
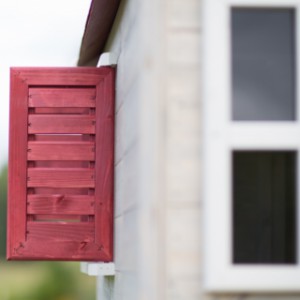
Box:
(114, 210, 138, 273)
(102, 0, 151, 299)
(100, 0, 203, 299)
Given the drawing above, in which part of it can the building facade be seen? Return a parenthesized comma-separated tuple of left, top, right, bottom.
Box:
(79, 0, 300, 299)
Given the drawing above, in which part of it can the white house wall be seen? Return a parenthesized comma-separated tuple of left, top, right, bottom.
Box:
(102, 0, 203, 298)
(165, 0, 203, 298)
(100, 0, 166, 299)
(93, 0, 300, 299)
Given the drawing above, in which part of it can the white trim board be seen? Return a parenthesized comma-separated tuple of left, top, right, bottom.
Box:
(80, 262, 115, 276)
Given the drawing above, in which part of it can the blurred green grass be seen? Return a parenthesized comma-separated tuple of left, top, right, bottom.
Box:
(0, 261, 95, 300)
(0, 165, 96, 300)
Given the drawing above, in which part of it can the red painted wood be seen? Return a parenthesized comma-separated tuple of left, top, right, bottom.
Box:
(28, 115, 95, 134)
(94, 66, 115, 260)
(28, 141, 95, 161)
(29, 88, 96, 108)
(27, 222, 94, 242)
(14, 67, 111, 85)
(27, 194, 95, 215)
(13, 240, 112, 261)
(7, 69, 28, 258)
(27, 168, 95, 188)
(8, 67, 114, 261)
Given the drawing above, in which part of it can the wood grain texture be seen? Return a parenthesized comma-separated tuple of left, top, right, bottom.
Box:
(8, 67, 114, 261)
(7, 69, 29, 259)
(27, 222, 94, 242)
(12, 66, 111, 85)
(29, 88, 96, 108)
(28, 115, 96, 134)
(27, 195, 95, 215)
(10, 240, 111, 261)
(28, 141, 95, 161)
(27, 168, 95, 188)
(94, 67, 115, 260)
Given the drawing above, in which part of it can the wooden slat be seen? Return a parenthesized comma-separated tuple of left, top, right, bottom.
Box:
(27, 222, 94, 242)
(28, 141, 95, 161)
(13, 240, 111, 261)
(27, 195, 94, 215)
(28, 115, 95, 134)
(27, 168, 95, 188)
(16, 67, 110, 85)
(29, 88, 96, 108)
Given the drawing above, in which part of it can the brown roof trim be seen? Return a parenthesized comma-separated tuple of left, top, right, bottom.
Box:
(77, 0, 121, 66)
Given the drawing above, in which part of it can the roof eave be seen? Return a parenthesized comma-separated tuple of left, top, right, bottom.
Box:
(77, 0, 121, 66)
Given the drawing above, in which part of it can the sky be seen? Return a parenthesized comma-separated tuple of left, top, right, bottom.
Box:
(0, 0, 92, 167)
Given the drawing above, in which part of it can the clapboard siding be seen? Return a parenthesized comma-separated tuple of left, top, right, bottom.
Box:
(92, 0, 165, 298)
(93, 0, 202, 298)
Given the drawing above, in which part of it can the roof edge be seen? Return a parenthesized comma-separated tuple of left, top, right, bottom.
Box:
(77, 0, 121, 66)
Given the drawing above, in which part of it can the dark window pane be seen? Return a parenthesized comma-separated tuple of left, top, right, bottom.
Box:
(233, 151, 296, 264)
(232, 9, 296, 121)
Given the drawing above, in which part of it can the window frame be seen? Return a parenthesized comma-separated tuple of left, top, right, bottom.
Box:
(203, 0, 300, 292)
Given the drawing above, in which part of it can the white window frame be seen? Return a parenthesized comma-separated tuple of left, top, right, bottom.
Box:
(203, 0, 300, 292)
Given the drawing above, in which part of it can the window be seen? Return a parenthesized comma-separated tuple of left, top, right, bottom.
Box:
(7, 67, 114, 261)
(232, 8, 296, 121)
(204, 0, 300, 291)
(233, 151, 296, 264)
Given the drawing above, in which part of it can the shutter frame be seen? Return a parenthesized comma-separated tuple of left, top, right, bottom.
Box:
(7, 67, 114, 261)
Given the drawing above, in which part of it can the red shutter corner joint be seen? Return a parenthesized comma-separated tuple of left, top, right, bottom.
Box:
(7, 67, 115, 261)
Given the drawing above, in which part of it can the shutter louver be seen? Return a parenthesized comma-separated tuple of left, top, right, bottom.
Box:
(7, 67, 114, 261)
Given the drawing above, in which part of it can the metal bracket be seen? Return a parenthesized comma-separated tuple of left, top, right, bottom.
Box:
(97, 52, 117, 67)
(80, 262, 115, 276)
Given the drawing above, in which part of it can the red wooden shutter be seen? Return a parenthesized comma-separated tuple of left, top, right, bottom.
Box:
(7, 67, 114, 261)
